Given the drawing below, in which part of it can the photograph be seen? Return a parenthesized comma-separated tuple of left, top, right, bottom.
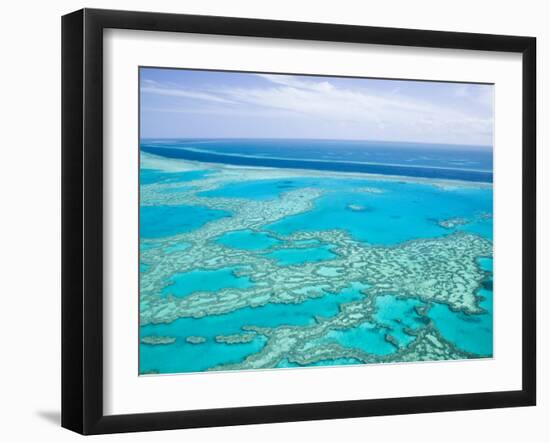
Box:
(138, 67, 494, 375)
(0, 0, 542, 439)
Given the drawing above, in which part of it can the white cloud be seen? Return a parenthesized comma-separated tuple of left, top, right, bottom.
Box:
(221, 78, 492, 135)
(141, 74, 494, 145)
(141, 85, 235, 104)
(256, 74, 335, 92)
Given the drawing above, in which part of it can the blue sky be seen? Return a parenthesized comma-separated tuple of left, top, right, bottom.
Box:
(140, 67, 494, 146)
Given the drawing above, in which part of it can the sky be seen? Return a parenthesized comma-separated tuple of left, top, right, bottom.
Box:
(140, 67, 494, 146)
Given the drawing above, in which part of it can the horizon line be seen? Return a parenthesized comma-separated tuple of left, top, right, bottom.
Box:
(139, 136, 493, 149)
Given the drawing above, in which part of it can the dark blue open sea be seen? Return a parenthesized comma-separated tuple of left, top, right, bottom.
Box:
(140, 138, 493, 183)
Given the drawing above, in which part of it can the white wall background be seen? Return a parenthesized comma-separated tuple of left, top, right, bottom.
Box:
(0, 0, 546, 440)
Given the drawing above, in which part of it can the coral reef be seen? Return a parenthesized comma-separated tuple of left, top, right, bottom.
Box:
(185, 336, 207, 344)
(140, 335, 177, 345)
(139, 155, 493, 372)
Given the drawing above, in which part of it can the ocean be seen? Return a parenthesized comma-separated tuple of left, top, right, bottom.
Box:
(138, 138, 493, 374)
(140, 138, 493, 182)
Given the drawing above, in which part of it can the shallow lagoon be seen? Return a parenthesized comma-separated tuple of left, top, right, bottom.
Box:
(428, 258, 493, 355)
(215, 229, 281, 250)
(140, 334, 267, 374)
(141, 283, 367, 373)
(140, 168, 212, 185)
(139, 155, 493, 373)
(374, 295, 426, 347)
(323, 322, 397, 356)
(266, 179, 492, 244)
(140, 204, 230, 239)
(263, 245, 337, 265)
(161, 267, 254, 298)
(196, 175, 493, 244)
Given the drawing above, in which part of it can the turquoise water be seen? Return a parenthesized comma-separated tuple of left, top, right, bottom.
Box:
(265, 179, 492, 244)
(478, 256, 493, 272)
(163, 185, 195, 194)
(323, 322, 397, 355)
(140, 141, 493, 373)
(140, 283, 368, 373)
(215, 229, 281, 250)
(200, 177, 374, 201)
(165, 242, 190, 253)
(428, 288, 493, 356)
(140, 335, 267, 374)
(200, 179, 297, 200)
(140, 241, 159, 251)
(263, 245, 337, 265)
(140, 205, 230, 238)
(148, 283, 367, 339)
(428, 258, 493, 355)
(197, 176, 492, 245)
(140, 168, 212, 185)
(374, 295, 426, 347)
(161, 267, 254, 298)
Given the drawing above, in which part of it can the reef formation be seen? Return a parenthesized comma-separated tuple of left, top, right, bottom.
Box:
(139, 154, 493, 373)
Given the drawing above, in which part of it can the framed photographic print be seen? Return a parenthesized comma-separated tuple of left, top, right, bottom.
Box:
(61, 8, 536, 435)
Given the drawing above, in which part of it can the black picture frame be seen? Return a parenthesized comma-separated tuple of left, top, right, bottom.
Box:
(62, 8, 536, 435)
